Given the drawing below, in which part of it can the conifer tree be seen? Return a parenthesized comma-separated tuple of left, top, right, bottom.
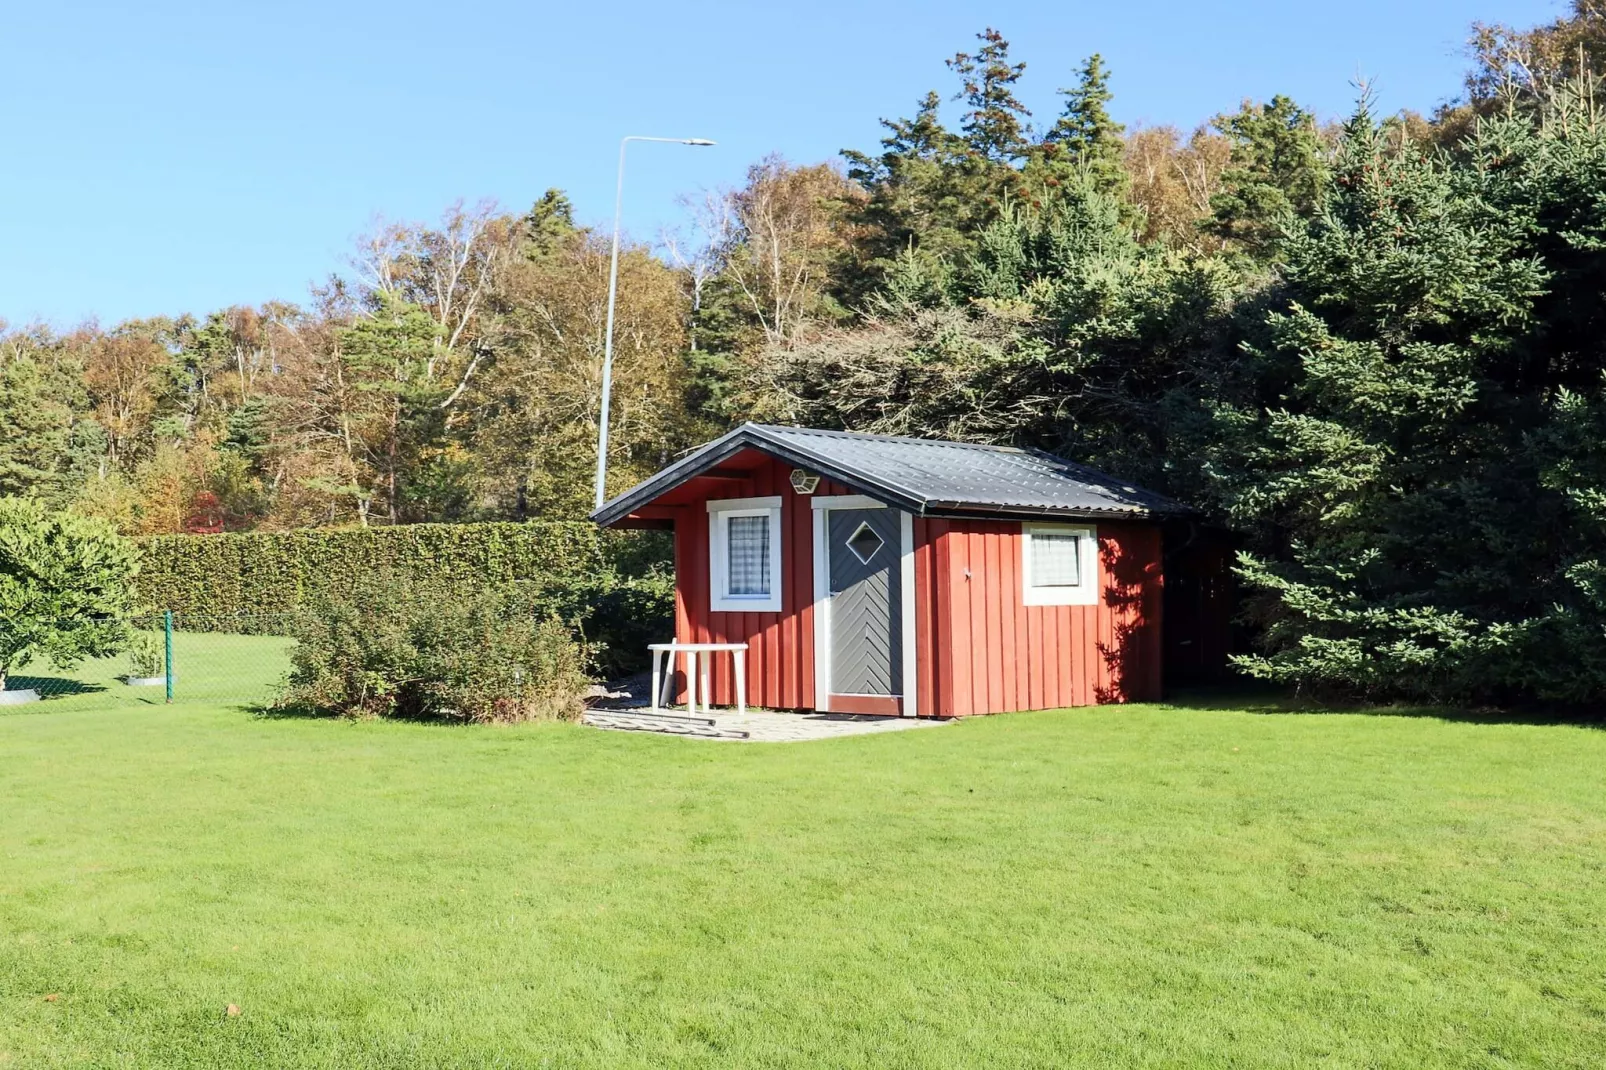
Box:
(0, 341, 88, 504)
(1206, 95, 1328, 258)
(1041, 54, 1129, 198)
(1201, 93, 1606, 703)
(839, 89, 999, 301)
(946, 28, 1033, 162)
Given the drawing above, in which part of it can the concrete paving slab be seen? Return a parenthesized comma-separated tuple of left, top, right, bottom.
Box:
(583, 706, 944, 743)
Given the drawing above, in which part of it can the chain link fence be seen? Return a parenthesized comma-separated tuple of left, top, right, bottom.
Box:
(1, 612, 296, 709)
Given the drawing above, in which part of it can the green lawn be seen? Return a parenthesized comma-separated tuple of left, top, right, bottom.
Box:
(2, 646, 1604, 1068)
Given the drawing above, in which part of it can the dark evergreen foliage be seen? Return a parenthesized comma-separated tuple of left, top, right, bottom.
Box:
(1206, 95, 1329, 258)
(946, 28, 1033, 162)
(1201, 97, 1606, 703)
(1038, 54, 1129, 200)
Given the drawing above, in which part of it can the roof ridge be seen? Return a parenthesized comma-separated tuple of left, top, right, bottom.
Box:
(757, 425, 1156, 496)
(750, 423, 1175, 508)
(744, 424, 931, 507)
(747, 423, 1029, 455)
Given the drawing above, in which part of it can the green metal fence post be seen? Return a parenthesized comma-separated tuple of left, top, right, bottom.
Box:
(164, 610, 174, 704)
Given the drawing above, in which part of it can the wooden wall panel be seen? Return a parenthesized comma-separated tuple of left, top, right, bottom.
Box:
(921, 518, 1164, 716)
(913, 518, 939, 719)
(670, 457, 795, 709)
(929, 519, 953, 718)
(1161, 529, 1231, 685)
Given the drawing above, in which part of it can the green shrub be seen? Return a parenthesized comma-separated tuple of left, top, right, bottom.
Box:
(277, 579, 590, 724)
(541, 567, 676, 680)
(126, 632, 164, 679)
(133, 522, 674, 675)
(0, 498, 139, 691)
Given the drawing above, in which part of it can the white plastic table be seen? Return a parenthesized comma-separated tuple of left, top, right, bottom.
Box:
(648, 642, 748, 716)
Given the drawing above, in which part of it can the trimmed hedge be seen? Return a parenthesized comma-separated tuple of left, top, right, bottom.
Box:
(132, 522, 673, 677)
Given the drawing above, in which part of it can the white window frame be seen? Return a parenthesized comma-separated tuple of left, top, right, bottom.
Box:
(1021, 523, 1098, 606)
(707, 496, 783, 613)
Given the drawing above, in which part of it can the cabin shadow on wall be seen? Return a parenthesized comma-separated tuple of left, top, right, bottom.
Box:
(1096, 522, 1239, 704)
(1094, 532, 1161, 705)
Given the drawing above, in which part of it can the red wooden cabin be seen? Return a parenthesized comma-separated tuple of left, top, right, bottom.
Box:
(592, 424, 1202, 718)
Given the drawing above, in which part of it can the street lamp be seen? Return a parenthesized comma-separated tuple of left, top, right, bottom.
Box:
(594, 135, 717, 510)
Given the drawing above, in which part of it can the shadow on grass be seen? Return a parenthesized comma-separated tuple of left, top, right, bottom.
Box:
(0, 677, 111, 717)
(6, 675, 109, 698)
(246, 699, 332, 721)
(1163, 681, 1606, 730)
(244, 698, 586, 728)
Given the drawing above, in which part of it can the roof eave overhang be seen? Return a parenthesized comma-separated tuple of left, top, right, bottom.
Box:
(590, 425, 925, 527)
(920, 502, 1188, 522)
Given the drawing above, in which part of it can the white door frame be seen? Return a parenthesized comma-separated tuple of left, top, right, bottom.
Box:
(811, 496, 918, 717)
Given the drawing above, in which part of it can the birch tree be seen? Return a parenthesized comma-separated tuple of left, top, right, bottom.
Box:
(719, 157, 861, 346)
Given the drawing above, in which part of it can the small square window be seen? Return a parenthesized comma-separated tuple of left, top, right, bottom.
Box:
(1030, 532, 1081, 587)
(1022, 524, 1097, 606)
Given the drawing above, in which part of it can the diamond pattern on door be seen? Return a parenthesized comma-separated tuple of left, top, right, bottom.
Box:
(846, 521, 885, 564)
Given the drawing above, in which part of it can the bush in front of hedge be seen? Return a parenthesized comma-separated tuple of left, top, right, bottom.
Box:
(133, 522, 672, 678)
(277, 579, 591, 723)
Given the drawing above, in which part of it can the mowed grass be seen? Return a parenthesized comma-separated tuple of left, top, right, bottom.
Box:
(2, 640, 1604, 1068)
(6, 628, 293, 706)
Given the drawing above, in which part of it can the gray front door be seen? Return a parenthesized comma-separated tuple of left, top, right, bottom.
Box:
(827, 508, 902, 696)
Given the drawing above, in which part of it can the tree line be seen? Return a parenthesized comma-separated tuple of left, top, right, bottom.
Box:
(7, 4, 1606, 704)
(0, 191, 695, 529)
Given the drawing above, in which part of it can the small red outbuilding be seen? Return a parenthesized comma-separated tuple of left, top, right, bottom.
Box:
(592, 424, 1203, 718)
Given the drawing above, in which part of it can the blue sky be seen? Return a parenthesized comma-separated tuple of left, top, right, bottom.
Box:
(1, 0, 1563, 327)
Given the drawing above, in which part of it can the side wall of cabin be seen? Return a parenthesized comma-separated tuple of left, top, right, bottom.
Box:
(911, 519, 1164, 717)
(663, 455, 1164, 716)
(1161, 523, 1238, 685)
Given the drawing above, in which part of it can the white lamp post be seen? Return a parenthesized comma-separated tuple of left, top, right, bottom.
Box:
(594, 135, 716, 510)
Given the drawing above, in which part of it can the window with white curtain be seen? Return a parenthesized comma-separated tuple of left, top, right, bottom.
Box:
(726, 515, 770, 595)
(1022, 524, 1097, 606)
(707, 497, 783, 612)
(1030, 531, 1081, 586)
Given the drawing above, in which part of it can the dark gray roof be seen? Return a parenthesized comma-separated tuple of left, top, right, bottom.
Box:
(591, 423, 1188, 526)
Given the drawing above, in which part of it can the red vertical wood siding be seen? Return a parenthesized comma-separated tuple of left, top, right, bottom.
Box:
(912, 517, 938, 719)
(911, 518, 1163, 717)
(660, 453, 1164, 716)
(668, 457, 853, 709)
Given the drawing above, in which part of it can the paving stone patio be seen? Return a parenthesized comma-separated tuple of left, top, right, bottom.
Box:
(582, 706, 945, 742)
